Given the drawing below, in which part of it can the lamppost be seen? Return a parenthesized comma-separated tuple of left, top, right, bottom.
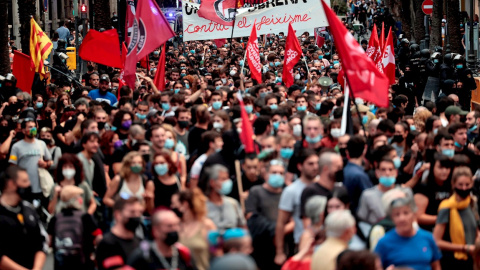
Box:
(467, 0, 476, 70)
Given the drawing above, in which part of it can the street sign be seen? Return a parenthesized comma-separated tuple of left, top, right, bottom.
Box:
(422, 0, 433, 15)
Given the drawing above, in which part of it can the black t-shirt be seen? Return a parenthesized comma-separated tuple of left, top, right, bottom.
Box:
(154, 178, 180, 208)
(47, 209, 99, 270)
(300, 182, 332, 217)
(127, 243, 197, 270)
(96, 232, 141, 270)
(414, 182, 451, 231)
(112, 144, 132, 164)
(0, 201, 46, 269)
(187, 126, 207, 155)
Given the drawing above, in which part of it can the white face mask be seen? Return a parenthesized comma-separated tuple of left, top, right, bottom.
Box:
(229, 70, 237, 76)
(293, 124, 302, 137)
(221, 78, 227, 84)
(330, 128, 342, 138)
(62, 168, 76, 179)
(294, 74, 301, 80)
(213, 122, 224, 130)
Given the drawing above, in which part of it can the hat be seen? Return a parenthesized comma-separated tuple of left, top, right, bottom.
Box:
(445, 105, 468, 117)
(329, 83, 341, 92)
(60, 185, 84, 202)
(100, 74, 110, 82)
(351, 104, 369, 114)
(210, 254, 257, 270)
(147, 109, 159, 119)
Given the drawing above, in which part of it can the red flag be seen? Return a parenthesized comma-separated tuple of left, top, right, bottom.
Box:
(246, 23, 262, 84)
(379, 22, 385, 52)
(125, 0, 175, 89)
(379, 28, 396, 85)
(198, 0, 236, 26)
(282, 23, 302, 88)
(118, 43, 128, 99)
(153, 45, 166, 91)
(124, 0, 137, 89)
(12, 51, 35, 94)
(214, 39, 228, 48)
(140, 55, 149, 69)
(237, 92, 256, 154)
(320, 0, 389, 107)
(366, 24, 379, 61)
(79, 29, 123, 68)
(314, 29, 325, 48)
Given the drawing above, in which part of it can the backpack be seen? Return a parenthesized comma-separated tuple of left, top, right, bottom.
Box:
(54, 210, 85, 266)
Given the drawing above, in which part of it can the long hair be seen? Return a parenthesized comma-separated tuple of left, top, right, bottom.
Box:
(119, 151, 145, 180)
(176, 188, 208, 220)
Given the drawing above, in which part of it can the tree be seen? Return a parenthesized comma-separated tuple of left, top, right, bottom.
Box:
(93, 0, 111, 30)
(0, 0, 10, 75)
(446, 0, 462, 53)
(18, 0, 36, 54)
(429, 0, 442, 50)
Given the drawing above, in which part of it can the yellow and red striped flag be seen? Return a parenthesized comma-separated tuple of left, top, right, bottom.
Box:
(30, 17, 53, 79)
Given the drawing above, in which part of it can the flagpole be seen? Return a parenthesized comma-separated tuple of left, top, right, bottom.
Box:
(302, 56, 311, 84)
(344, 75, 367, 136)
(241, 49, 247, 75)
(228, 7, 239, 57)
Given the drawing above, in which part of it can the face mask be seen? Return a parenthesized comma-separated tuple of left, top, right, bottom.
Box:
(392, 135, 404, 143)
(164, 138, 175, 149)
(434, 59, 439, 64)
(190, 50, 195, 54)
(111, 126, 118, 132)
(142, 154, 150, 163)
(180, 73, 186, 78)
(36, 102, 43, 109)
(301, 38, 306, 42)
(339, 147, 347, 157)
(456, 64, 463, 69)
(306, 135, 322, 144)
(441, 148, 455, 158)
(162, 103, 170, 111)
(62, 168, 76, 179)
(379, 176, 396, 187)
(154, 51, 160, 56)
(230, 70, 237, 76)
(293, 124, 302, 137)
(270, 104, 278, 110)
(215, 86, 222, 90)
(130, 165, 143, 174)
(163, 231, 179, 246)
(17, 186, 32, 202)
(136, 113, 146, 120)
(454, 141, 463, 148)
(154, 163, 169, 176)
(179, 35, 183, 38)
(455, 187, 472, 199)
(259, 53, 264, 57)
(318, 55, 323, 60)
(469, 125, 478, 132)
(221, 78, 227, 84)
(275, 77, 282, 83)
(97, 122, 106, 130)
(172, 208, 183, 219)
(174, 88, 181, 94)
(369, 104, 375, 111)
(315, 103, 321, 111)
(330, 128, 342, 138)
(122, 120, 132, 130)
(218, 179, 233, 195)
(272, 121, 280, 131)
(333, 60, 339, 65)
(294, 74, 301, 80)
(239, 60, 244, 66)
(433, 128, 438, 135)
(213, 122, 224, 130)
(260, 92, 267, 98)
(212, 101, 222, 110)
(325, 52, 330, 56)
(275, 62, 281, 67)
(297, 105, 307, 111)
(362, 115, 368, 125)
(178, 120, 189, 129)
(393, 157, 401, 169)
(280, 148, 294, 159)
(28, 127, 37, 137)
(245, 105, 253, 114)
(124, 217, 141, 232)
(410, 125, 416, 131)
(268, 174, 285, 188)
(185, 84, 190, 89)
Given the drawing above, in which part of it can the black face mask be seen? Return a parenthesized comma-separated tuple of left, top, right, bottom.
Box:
(339, 148, 347, 157)
(17, 186, 33, 202)
(124, 217, 141, 232)
(97, 121, 106, 130)
(142, 154, 150, 163)
(392, 135, 404, 143)
(41, 138, 51, 145)
(334, 170, 344, 183)
(163, 231, 179, 246)
(455, 187, 472, 199)
(178, 121, 189, 129)
(171, 208, 183, 219)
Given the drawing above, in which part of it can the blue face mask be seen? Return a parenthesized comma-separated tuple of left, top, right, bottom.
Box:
(280, 148, 294, 159)
(245, 105, 253, 114)
(275, 62, 281, 67)
(433, 128, 438, 135)
(442, 148, 455, 158)
(318, 55, 323, 60)
(379, 176, 396, 187)
(260, 53, 264, 57)
(174, 88, 181, 94)
(219, 179, 233, 195)
(315, 103, 321, 111)
(268, 174, 285, 188)
(136, 113, 146, 120)
(179, 35, 183, 38)
(239, 60, 244, 66)
(164, 138, 175, 149)
(269, 62, 274, 67)
(454, 141, 463, 148)
(333, 60, 339, 65)
(275, 77, 282, 83)
(270, 104, 278, 110)
(212, 101, 223, 110)
(260, 92, 267, 98)
(410, 125, 416, 131)
(325, 52, 330, 56)
(190, 50, 195, 54)
(305, 135, 322, 144)
(36, 102, 43, 109)
(362, 115, 369, 125)
(216, 86, 222, 90)
(456, 64, 463, 69)
(469, 125, 478, 132)
(297, 105, 307, 111)
(393, 157, 401, 169)
(180, 73, 186, 78)
(154, 163, 169, 176)
(434, 59, 439, 64)
(162, 103, 170, 111)
(185, 84, 190, 89)
(369, 104, 375, 111)
(273, 121, 280, 130)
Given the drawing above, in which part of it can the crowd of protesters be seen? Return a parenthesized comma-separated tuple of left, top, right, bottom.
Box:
(1, 5, 480, 270)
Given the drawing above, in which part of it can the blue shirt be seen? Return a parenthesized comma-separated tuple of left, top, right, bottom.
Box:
(55, 26, 70, 41)
(375, 228, 442, 270)
(343, 162, 372, 212)
(88, 89, 118, 105)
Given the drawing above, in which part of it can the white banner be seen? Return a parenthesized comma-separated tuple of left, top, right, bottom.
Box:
(182, 0, 330, 41)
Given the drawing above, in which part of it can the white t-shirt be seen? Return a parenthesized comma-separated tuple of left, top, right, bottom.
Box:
(190, 154, 208, 179)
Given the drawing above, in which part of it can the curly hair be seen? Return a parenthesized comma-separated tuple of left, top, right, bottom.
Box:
(413, 110, 432, 132)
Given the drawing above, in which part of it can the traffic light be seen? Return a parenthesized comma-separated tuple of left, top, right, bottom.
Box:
(80, 4, 87, 13)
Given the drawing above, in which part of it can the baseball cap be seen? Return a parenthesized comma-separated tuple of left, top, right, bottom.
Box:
(445, 105, 468, 117)
(99, 74, 110, 83)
